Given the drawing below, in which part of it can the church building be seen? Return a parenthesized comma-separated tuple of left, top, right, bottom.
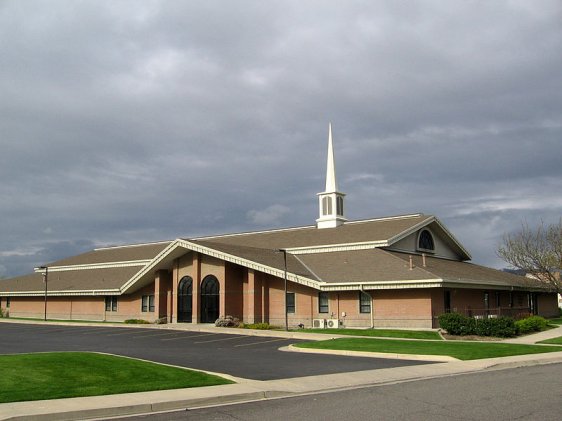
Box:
(0, 126, 558, 328)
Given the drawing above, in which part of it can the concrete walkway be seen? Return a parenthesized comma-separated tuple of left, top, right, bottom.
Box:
(502, 324, 562, 344)
(1, 319, 561, 420)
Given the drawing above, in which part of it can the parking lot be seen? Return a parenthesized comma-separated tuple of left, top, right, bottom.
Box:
(0, 322, 431, 380)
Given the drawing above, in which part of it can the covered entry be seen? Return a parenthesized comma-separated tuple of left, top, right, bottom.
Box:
(200, 275, 219, 323)
(177, 276, 193, 322)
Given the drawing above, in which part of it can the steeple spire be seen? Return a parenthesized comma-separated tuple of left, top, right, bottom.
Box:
(316, 123, 347, 229)
(325, 123, 337, 192)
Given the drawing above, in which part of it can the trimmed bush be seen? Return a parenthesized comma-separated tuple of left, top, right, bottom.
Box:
(438, 313, 476, 336)
(475, 317, 517, 338)
(124, 319, 150, 324)
(242, 322, 277, 330)
(515, 316, 548, 334)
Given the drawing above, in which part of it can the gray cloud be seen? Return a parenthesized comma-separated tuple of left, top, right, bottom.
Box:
(1, 1, 561, 276)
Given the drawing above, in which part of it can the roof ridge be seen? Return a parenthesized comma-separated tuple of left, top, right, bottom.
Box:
(94, 240, 173, 251)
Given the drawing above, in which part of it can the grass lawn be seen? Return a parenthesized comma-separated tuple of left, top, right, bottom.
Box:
(548, 318, 562, 325)
(298, 328, 442, 340)
(538, 336, 562, 345)
(295, 338, 562, 360)
(0, 352, 233, 404)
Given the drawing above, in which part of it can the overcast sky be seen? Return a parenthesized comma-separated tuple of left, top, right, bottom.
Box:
(1, 1, 561, 277)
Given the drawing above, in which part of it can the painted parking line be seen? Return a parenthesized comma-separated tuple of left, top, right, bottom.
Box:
(81, 329, 124, 335)
(194, 335, 250, 344)
(105, 329, 157, 336)
(234, 337, 291, 347)
(130, 331, 185, 339)
(160, 332, 217, 341)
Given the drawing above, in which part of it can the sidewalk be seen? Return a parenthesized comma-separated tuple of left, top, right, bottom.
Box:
(502, 324, 562, 344)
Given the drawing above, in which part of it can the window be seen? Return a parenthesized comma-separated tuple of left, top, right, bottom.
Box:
(336, 196, 344, 216)
(318, 292, 329, 313)
(142, 295, 155, 312)
(6, 297, 10, 308)
(105, 296, 118, 312)
(444, 290, 451, 313)
(322, 196, 332, 215)
(359, 292, 371, 313)
(418, 229, 435, 251)
(286, 292, 295, 314)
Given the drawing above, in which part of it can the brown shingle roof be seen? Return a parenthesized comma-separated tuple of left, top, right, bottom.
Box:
(193, 214, 431, 249)
(0, 266, 141, 294)
(47, 242, 172, 267)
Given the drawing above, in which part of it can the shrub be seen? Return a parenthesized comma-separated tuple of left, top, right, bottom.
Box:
(124, 319, 150, 324)
(215, 315, 241, 327)
(515, 316, 548, 334)
(242, 322, 276, 330)
(438, 313, 476, 335)
(475, 317, 517, 338)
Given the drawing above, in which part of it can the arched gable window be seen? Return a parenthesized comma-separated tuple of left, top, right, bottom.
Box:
(418, 229, 435, 251)
(177, 276, 193, 323)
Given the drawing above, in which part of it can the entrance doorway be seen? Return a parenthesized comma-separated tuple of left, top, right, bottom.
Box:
(200, 275, 220, 323)
(177, 276, 193, 322)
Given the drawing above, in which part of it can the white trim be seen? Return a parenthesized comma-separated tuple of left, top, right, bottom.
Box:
(320, 278, 444, 291)
(286, 240, 388, 255)
(119, 239, 322, 294)
(93, 240, 172, 251)
(0, 289, 121, 297)
(34, 260, 151, 272)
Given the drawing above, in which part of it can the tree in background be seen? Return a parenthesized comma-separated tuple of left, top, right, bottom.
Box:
(497, 220, 561, 294)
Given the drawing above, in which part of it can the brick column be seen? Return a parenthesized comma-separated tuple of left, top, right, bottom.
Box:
(192, 252, 201, 323)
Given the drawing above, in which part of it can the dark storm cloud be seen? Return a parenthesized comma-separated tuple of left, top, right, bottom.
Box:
(1, 1, 561, 276)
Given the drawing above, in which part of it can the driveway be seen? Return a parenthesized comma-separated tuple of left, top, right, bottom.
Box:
(0, 322, 432, 380)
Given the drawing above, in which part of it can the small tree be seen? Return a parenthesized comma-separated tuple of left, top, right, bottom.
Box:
(497, 220, 561, 293)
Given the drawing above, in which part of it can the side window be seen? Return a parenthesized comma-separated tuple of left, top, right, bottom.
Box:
(318, 292, 329, 313)
(359, 292, 371, 313)
(322, 196, 332, 215)
(105, 296, 118, 312)
(286, 292, 295, 314)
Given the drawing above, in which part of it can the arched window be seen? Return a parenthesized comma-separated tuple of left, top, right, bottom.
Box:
(200, 275, 220, 323)
(177, 276, 193, 323)
(418, 229, 435, 251)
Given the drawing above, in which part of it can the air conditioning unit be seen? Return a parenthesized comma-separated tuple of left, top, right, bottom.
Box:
(326, 319, 340, 329)
(313, 319, 326, 328)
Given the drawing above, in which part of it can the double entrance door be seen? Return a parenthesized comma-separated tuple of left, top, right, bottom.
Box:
(177, 275, 219, 323)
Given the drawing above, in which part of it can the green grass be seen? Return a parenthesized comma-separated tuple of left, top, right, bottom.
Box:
(296, 338, 562, 360)
(0, 352, 233, 403)
(538, 336, 562, 345)
(298, 328, 442, 340)
(548, 317, 562, 325)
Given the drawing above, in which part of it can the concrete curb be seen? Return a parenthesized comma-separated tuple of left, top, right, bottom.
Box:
(282, 344, 459, 362)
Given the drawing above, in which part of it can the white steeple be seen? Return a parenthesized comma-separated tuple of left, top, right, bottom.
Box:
(316, 123, 347, 229)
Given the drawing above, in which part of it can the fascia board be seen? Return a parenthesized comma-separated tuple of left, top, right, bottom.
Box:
(386, 215, 436, 245)
(320, 278, 443, 291)
(121, 239, 322, 294)
(432, 218, 472, 260)
(34, 260, 151, 272)
(286, 240, 388, 255)
(0, 289, 121, 297)
(441, 278, 548, 291)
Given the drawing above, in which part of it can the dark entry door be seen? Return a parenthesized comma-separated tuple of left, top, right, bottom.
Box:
(200, 275, 219, 323)
(177, 276, 193, 322)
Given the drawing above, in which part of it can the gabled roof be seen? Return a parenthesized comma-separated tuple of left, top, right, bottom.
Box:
(0, 213, 539, 296)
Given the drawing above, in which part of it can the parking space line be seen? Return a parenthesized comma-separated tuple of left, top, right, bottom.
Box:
(161, 333, 217, 341)
(106, 330, 154, 336)
(195, 335, 250, 344)
(234, 338, 291, 347)
(130, 331, 184, 339)
(81, 329, 122, 335)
